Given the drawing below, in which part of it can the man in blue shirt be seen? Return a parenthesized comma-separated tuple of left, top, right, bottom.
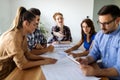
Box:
(78, 5, 120, 80)
(27, 8, 54, 55)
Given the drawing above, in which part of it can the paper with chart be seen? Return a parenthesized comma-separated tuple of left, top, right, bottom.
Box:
(41, 50, 100, 80)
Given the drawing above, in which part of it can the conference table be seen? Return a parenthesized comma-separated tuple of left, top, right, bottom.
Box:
(5, 44, 109, 80)
(5, 67, 108, 80)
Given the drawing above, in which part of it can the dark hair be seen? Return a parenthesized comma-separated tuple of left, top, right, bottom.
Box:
(81, 18, 96, 40)
(28, 8, 41, 16)
(98, 4, 120, 19)
(12, 6, 36, 30)
(53, 12, 63, 20)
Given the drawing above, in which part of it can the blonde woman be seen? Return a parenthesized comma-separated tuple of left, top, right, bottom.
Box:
(0, 7, 57, 80)
(48, 12, 72, 44)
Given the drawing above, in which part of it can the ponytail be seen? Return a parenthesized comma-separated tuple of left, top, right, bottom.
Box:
(11, 6, 35, 30)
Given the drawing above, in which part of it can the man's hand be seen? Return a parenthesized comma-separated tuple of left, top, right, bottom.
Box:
(35, 44, 43, 49)
(47, 45, 54, 52)
(76, 57, 89, 65)
(80, 63, 101, 76)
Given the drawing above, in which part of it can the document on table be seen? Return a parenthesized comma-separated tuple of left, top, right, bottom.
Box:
(41, 51, 100, 80)
(53, 44, 73, 50)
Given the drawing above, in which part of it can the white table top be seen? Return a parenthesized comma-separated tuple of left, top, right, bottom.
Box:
(41, 44, 100, 80)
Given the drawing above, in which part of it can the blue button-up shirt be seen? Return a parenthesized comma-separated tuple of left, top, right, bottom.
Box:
(89, 25, 120, 80)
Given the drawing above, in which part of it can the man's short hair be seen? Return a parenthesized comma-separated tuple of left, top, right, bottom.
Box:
(98, 4, 120, 18)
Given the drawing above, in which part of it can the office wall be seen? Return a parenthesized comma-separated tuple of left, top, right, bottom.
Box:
(93, 0, 120, 31)
(1, 0, 120, 42)
(9, 0, 94, 43)
(114, 0, 120, 7)
(0, 0, 11, 34)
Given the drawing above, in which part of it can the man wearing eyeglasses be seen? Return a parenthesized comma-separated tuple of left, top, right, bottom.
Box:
(77, 4, 120, 80)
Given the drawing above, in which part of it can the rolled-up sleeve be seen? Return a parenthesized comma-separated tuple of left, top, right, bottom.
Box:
(113, 41, 120, 75)
(89, 33, 101, 61)
(6, 37, 28, 69)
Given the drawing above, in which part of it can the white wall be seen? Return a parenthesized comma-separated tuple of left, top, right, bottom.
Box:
(1, 0, 120, 42)
(114, 0, 120, 7)
(0, 0, 11, 34)
(93, 0, 120, 31)
(9, 0, 94, 43)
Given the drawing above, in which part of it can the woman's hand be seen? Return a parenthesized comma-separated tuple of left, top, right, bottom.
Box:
(58, 31, 65, 38)
(66, 52, 79, 58)
(64, 49, 71, 53)
(52, 41, 59, 45)
(54, 31, 64, 38)
(43, 58, 57, 65)
(71, 53, 79, 58)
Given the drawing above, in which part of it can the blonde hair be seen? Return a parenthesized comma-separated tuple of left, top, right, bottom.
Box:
(11, 6, 35, 30)
(53, 12, 63, 20)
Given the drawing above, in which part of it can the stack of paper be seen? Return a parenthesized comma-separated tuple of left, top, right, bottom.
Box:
(41, 50, 100, 80)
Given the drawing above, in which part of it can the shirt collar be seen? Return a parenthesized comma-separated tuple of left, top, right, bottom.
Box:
(107, 24, 120, 36)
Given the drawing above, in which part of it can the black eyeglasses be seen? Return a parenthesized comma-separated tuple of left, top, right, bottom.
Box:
(97, 18, 116, 26)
